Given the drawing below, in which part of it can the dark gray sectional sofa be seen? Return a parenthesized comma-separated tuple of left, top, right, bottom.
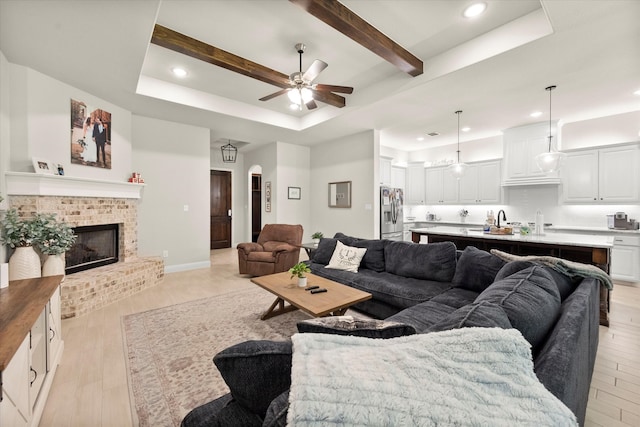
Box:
(182, 233, 602, 427)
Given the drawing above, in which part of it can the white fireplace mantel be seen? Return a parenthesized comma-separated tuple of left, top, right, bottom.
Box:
(5, 172, 145, 199)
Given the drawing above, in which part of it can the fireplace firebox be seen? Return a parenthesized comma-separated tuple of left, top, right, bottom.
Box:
(66, 224, 119, 274)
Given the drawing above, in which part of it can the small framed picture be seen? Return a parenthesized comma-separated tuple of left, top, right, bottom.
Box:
(32, 157, 54, 174)
(288, 187, 301, 200)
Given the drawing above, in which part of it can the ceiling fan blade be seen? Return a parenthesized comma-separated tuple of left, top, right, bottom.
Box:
(305, 99, 318, 110)
(312, 90, 346, 108)
(313, 84, 354, 94)
(151, 24, 291, 89)
(302, 59, 328, 82)
(259, 89, 290, 102)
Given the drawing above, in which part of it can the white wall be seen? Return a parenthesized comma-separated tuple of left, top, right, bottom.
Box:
(8, 65, 132, 180)
(311, 130, 377, 239)
(562, 111, 640, 150)
(132, 115, 210, 271)
(0, 51, 10, 263)
(275, 141, 311, 237)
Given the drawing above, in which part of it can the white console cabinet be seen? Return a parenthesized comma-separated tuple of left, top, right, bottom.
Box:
(0, 276, 64, 427)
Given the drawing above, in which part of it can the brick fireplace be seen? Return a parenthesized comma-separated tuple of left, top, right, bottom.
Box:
(6, 173, 164, 318)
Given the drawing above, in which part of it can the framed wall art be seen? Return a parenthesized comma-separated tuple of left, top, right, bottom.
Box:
(265, 181, 272, 212)
(328, 181, 351, 208)
(288, 187, 301, 200)
(70, 98, 113, 169)
(32, 157, 54, 174)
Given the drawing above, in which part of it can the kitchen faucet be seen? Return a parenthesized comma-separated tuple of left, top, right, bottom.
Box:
(497, 210, 507, 228)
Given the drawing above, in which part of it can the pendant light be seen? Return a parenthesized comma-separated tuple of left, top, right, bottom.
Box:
(220, 140, 238, 163)
(448, 110, 467, 179)
(535, 85, 566, 173)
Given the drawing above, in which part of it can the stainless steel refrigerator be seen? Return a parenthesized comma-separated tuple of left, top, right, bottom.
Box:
(380, 186, 404, 241)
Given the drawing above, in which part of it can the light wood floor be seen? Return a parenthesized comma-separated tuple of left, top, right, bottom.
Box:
(38, 248, 639, 426)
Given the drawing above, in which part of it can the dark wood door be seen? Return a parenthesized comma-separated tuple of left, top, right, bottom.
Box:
(210, 170, 232, 249)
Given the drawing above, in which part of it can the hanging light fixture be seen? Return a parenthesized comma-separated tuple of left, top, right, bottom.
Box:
(448, 110, 467, 179)
(535, 85, 566, 173)
(220, 140, 238, 163)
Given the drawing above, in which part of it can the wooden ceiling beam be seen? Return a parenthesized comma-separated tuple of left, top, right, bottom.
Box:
(289, 0, 423, 77)
(151, 24, 291, 88)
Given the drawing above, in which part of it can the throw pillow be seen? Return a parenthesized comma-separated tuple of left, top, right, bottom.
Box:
(452, 246, 507, 293)
(297, 315, 416, 338)
(262, 389, 289, 427)
(312, 238, 338, 265)
(325, 241, 367, 273)
(213, 340, 292, 418)
(475, 266, 561, 349)
(427, 301, 513, 333)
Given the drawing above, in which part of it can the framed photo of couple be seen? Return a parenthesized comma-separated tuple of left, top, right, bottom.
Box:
(70, 98, 112, 169)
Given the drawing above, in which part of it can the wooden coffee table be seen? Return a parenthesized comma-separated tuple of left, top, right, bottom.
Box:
(251, 271, 372, 320)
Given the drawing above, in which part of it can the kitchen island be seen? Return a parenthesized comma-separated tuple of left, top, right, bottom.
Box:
(411, 226, 614, 326)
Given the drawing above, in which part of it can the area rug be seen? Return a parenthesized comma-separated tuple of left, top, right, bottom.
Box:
(122, 286, 312, 427)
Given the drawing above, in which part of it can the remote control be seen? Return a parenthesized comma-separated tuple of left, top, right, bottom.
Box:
(305, 286, 320, 291)
(310, 288, 327, 294)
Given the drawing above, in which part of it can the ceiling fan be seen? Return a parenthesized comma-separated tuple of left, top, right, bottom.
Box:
(259, 43, 353, 110)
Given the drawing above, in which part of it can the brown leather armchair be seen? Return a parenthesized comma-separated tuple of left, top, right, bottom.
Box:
(237, 224, 303, 276)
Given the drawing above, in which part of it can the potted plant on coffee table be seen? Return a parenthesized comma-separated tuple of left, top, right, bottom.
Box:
(0, 209, 44, 280)
(311, 231, 323, 245)
(35, 213, 76, 279)
(289, 262, 311, 287)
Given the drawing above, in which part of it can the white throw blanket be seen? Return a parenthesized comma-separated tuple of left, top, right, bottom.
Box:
(288, 328, 577, 426)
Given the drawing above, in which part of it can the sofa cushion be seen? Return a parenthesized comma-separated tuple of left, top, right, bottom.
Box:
(494, 260, 535, 281)
(427, 301, 513, 332)
(452, 246, 506, 293)
(384, 241, 457, 282)
(352, 239, 386, 272)
(429, 287, 480, 309)
(297, 315, 416, 338)
(312, 238, 339, 265)
(213, 340, 292, 417)
(386, 300, 460, 333)
(262, 390, 289, 427)
(475, 266, 561, 349)
(326, 241, 367, 272)
(181, 393, 262, 427)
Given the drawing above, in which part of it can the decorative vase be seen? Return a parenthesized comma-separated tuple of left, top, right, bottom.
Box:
(298, 276, 307, 288)
(42, 254, 66, 280)
(312, 238, 320, 246)
(8, 246, 42, 281)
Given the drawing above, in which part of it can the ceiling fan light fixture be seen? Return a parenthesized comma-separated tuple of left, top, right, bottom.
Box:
(287, 87, 313, 105)
(535, 85, 566, 173)
(448, 110, 467, 179)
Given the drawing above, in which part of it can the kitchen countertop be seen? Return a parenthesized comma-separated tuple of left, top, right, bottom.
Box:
(410, 226, 615, 249)
(547, 225, 640, 235)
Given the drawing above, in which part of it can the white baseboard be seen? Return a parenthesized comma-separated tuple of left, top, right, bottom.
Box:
(164, 261, 211, 274)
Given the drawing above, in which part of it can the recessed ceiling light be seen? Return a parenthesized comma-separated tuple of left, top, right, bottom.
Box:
(463, 2, 487, 18)
(171, 67, 188, 78)
(530, 111, 543, 118)
(461, 127, 471, 132)
(634, 89, 640, 96)
(416, 136, 425, 141)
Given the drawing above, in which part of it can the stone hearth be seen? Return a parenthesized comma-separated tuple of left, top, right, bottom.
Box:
(8, 186, 164, 318)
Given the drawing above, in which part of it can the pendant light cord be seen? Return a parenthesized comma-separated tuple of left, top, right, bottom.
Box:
(455, 110, 462, 163)
(546, 85, 556, 152)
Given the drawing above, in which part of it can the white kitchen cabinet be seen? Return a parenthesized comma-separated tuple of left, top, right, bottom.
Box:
(458, 160, 502, 204)
(391, 166, 405, 190)
(425, 167, 458, 204)
(502, 122, 561, 186)
(379, 157, 392, 186)
(0, 281, 63, 427)
(405, 163, 425, 204)
(611, 235, 640, 282)
(563, 144, 639, 203)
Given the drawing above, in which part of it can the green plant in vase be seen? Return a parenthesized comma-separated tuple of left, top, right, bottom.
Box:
(0, 209, 45, 280)
(289, 262, 311, 287)
(311, 231, 323, 245)
(34, 213, 76, 278)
